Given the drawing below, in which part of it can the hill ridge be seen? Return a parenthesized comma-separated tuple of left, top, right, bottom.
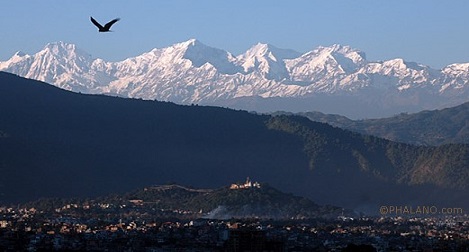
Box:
(1, 71, 469, 213)
(23, 182, 346, 220)
(299, 102, 469, 146)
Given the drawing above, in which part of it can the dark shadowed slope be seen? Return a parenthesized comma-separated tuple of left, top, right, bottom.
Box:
(0, 72, 310, 203)
(1, 72, 469, 213)
(300, 102, 469, 146)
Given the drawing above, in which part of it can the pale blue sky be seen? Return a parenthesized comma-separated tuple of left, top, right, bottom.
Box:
(1, 0, 468, 69)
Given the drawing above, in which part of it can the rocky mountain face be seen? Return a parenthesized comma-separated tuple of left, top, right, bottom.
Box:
(1, 39, 469, 118)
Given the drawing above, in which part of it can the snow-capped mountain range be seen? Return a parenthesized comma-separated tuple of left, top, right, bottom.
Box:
(1, 39, 469, 118)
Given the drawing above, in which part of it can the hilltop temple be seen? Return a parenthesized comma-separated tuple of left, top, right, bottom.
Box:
(230, 177, 261, 190)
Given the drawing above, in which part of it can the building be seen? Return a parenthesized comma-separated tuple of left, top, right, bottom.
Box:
(230, 177, 261, 190)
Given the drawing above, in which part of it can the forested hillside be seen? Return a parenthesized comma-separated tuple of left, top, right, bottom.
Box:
(1, 72, 468, 212)
(300, 102, 469, 146)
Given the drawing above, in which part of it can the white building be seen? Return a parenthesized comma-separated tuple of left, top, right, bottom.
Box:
(230, 177, 261, 190)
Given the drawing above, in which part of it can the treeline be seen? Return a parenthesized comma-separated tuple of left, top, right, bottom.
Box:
(266, 115, 469, 190)
(301, 101, 469, 146)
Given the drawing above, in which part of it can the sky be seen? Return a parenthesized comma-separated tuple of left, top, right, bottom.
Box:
(1, 0, 469, 69)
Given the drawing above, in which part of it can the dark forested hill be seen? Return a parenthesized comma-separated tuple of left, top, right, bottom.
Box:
(1, 72, 469, 213)
(299, 102, 469, 146)
(24, 183, 344, 220)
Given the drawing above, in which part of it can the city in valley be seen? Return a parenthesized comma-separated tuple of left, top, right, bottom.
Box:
(0, 183, 468, 251)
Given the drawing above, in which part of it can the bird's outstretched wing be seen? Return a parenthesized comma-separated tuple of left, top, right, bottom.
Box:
(90, 16, 104, 30)
(103, 18, 120, 30)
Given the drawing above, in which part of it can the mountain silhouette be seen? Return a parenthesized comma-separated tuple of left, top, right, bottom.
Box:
(1, 71, 468, 213)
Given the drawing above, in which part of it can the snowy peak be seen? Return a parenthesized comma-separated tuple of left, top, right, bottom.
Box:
(178, 38, 199, 47)
(298, 44, 366, 71)
(285, 44, 368, 86)
(40, 41, 92, 63)
(0, 51, 29, 68)
(43, 41, 77, 54)
(0, 42, 98, 91)
(241, 43, 301, 61)
(237, 43, 301, 80)
(180, 39, 241, 74)
(321, 44, 366, 63)
(443, 63, 469, 72)
(362, 58, 440, 89)
(1, 39, 469, 118)
(440, 63, 469, 91)
(36, 41, 92, 72)
(142, 39, 241, 74)
(13, 51, 27, 57)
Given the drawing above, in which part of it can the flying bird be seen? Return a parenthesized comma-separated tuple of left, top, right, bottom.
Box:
(90, 16, 120, 32)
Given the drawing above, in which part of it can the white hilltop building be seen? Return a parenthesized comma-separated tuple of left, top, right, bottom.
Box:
(230, 177, 261, 190)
